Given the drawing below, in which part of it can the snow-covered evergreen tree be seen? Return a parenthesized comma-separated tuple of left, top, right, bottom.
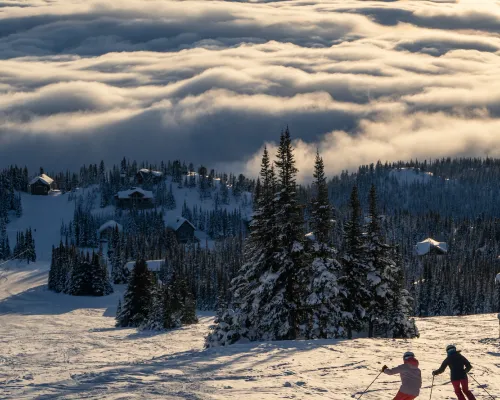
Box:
(69, 253, 94, 296)
(387, 248, 419, 338)
(364, 185, 417, 338)
(92, 248, 113, 296)
(339, 186, 370, 339)
(116, 259, 153, 327)
(206, 128, 306, 346)
(304, 151, 344, 339)
(109, 227, 128, 284)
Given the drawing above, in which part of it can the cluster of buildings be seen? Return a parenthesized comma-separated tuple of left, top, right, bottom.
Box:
(28, 169, 196, 244)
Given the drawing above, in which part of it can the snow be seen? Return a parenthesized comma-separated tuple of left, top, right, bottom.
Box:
(415, 238, 448, 256)
(139, 168, 163, 177)
(125, 260, 164, 272)
(6, 189, 90, 261)
(1, 262, 499, 399)
(115, 187, 154, 199)
(28, 173, 54, 186)
(389, 168, 433, 184)
(496, 273, 500, 285)
(5, 177, 250, 263)
(98, 220, 123, 234)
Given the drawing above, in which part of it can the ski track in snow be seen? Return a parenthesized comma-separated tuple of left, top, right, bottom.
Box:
(0, 187, 498, 398)
(1, 263, 499, 399)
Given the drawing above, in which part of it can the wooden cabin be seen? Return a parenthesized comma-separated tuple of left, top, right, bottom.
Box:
(115, 187, 154, 209)
(168, 217, 196, 243)
(29, 174, 56, 195)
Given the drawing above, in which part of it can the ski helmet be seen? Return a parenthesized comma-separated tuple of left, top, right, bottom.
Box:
(403, 351, 415, 360)
(446, 344, 456, 353)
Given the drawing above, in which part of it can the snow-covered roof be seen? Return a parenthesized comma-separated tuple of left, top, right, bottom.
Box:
(415, 238, 448, 256)
(125, 260, 164, 272)
(115, 187, 153, 199)
(138, 168, 163, 177)
(169, 216, 195, 231)
(98, 220, 123, 233)
(29, 173, 54, 186)
(305, 232, 316, 241)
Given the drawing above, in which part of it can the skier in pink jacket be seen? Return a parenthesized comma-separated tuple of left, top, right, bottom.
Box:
(382, 351, 422, 400)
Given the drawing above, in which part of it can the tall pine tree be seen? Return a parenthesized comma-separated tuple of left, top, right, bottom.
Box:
(339, 186, 370, 339)
(116, 259, 153, 327)
(304, 151, 344, 338)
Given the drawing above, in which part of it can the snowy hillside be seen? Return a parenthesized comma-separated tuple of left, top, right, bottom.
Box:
(389, 168, 433, 184)
(1, 263, 499, 399)
(5, 178, 251, 262)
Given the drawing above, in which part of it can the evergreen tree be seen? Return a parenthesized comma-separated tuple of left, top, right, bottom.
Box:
(92, 249, 113, 296)
(364, 186, 417, 338)
(110, 228, 128, 284)
(310, 151, 332, 244)
(206, 128, 306, 345)
(339, 186, 370, 339)
(116, 259, 153, 327)
(116, 298, 123, 325)
(69, 254, 94, 296)
(142, 281, 166, 330)
(387, 248, 419, 338)
(304, 151, 344, 339)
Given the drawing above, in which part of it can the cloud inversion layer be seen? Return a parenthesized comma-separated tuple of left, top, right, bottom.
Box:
(1, 0, 500, 178)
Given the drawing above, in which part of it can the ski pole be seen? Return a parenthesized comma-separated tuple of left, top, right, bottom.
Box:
(357, 371, 383, 400)
(469, 374, 495, 400)
(429, 375, 434, 400)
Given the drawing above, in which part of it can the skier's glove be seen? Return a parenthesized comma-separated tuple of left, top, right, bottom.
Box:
(381, 365, 388, 372)
(432, 370, 437, 376)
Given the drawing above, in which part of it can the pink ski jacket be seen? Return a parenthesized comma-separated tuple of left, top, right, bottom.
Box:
(384, 357, 422, 397)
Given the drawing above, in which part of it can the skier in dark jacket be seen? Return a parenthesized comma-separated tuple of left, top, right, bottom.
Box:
(432, 345, 476, 400)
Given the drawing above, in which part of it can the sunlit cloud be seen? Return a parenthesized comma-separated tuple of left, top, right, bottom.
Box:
(0, 0, 499, 179)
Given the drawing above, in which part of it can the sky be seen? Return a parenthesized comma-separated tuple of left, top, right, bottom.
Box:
(1, 0, 500, 180)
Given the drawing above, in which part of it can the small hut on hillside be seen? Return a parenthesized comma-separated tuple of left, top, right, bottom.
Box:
(29, 174, 56, 195)
(168, 216, 196, 243)
(415, 238, 448, 256)
(97, 220, 123, 242)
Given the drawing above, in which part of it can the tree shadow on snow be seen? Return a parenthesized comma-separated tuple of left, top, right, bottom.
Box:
(18, 339, 352, 399)
(0, 284, 121, 316)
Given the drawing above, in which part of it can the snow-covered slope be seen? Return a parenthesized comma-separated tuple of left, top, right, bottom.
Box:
(6, 179, 251, 262)
(6, 191, 78, 261)
(1, 263, 498, 399)
(389, 168, 433, 184)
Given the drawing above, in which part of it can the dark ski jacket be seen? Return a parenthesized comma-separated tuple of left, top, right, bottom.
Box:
(434, 351, 472, 381)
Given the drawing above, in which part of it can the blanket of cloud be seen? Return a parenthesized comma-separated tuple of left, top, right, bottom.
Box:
(1, 0, 500, 179)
